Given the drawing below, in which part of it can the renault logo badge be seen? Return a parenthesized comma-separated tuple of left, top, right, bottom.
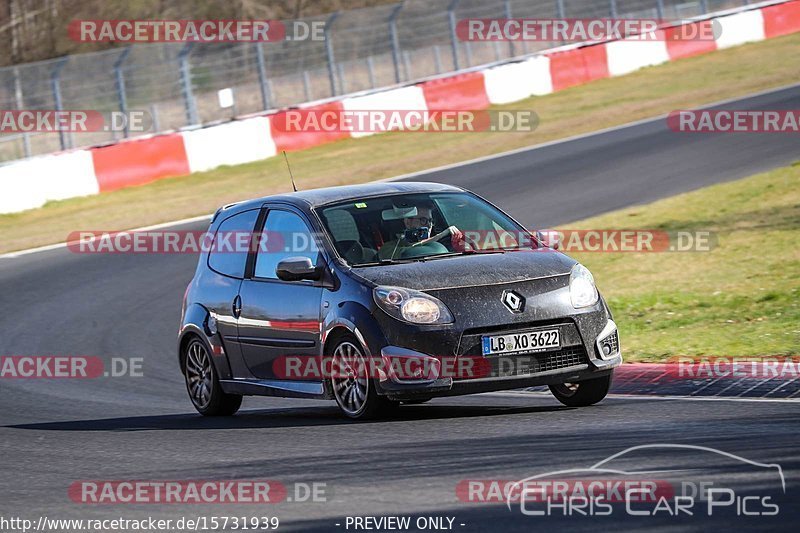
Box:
(502, 290, 524, 313)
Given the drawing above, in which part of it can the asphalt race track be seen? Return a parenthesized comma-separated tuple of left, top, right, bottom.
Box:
(1, 85, 799, 531)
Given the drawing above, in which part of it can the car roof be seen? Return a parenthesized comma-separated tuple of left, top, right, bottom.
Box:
(226, 181, 465, 213)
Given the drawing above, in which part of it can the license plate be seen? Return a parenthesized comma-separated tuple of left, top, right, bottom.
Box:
(482, 329, 560, 356)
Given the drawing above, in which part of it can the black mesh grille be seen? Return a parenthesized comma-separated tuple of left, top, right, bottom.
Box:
(600, 330, 619, 356)
(460, 345, 588, 380)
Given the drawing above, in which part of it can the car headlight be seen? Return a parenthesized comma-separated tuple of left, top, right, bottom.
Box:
(569, 263, 599, 308)
(373, 286, 454, 325)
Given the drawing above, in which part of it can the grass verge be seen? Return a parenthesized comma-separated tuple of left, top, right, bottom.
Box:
(2, 32, 800, 254)
(569, 162, 800, 361)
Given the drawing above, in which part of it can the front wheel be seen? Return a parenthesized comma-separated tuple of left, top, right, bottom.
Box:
(329, 336, 398, 420)
(549, 373, 613, 407)
(183, 338, 242, 416)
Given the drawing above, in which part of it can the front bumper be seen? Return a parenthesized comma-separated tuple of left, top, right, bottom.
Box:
(377, 317, 621, 401)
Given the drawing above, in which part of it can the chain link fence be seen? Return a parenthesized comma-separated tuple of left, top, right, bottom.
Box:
(0, 0, 753, 162)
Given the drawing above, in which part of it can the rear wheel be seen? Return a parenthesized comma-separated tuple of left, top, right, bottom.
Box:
(329, 336, 398, 420)
(549, 373, 613, 407)
(183, 338, 242, 416)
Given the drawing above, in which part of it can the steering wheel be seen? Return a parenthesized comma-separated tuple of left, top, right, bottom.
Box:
(409, 226, 453, 248)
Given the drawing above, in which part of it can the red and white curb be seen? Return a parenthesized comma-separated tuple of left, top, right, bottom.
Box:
(1, 0, 798, 215)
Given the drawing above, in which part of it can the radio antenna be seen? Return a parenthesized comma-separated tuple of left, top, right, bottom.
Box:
(283, 151, 298, 192)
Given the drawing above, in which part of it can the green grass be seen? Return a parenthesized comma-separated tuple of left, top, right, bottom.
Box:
(2, 32, 800, 254)
(569, 162, 800, 361)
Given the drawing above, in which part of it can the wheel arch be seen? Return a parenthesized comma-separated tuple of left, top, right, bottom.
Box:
(178, 303, 233, 379)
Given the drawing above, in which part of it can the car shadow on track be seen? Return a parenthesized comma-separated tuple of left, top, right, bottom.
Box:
(4, 403, 572, 432)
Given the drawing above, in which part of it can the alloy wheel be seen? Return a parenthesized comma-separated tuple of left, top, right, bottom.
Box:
(185, 341, 213, 410)
(331, 341, 369, 416)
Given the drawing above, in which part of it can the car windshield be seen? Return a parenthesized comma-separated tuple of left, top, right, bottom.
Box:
(317, 192, 535, 266)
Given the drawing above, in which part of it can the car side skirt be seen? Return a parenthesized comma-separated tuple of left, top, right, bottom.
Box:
(219, 378, 328, 399)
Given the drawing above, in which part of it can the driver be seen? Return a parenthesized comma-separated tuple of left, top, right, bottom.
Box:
(378, 204, 466, 260)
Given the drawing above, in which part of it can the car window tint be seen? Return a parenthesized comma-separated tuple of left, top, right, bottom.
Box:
(207, 209, 259, 278)
(255, 210, 320, 279)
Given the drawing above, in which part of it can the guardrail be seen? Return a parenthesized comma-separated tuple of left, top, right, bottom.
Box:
(0, 0, 757, 162)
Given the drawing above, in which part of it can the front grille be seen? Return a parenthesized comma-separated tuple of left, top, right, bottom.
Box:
(458, 321, 583, 356)
(458, 345, 588, 380)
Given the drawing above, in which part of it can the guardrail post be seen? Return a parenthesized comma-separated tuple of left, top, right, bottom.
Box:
(366, 56, 377, 88)
(114, 47, 132, 138)
(609, 0, 618, 18)
(389, 2, 404, 83)
(504, 0, 515, 57)
(448, 0, 461, 71)
(700, 0, 709, 14)
(656, 0, 665, 20)
(303, 71, 312, 101)
(150, 104, 160, 132)
(433, 45, 443, 74)
(13, 67, 31, 158)
(325, 12, 340, 97)
(50, 57, 70, 150)
(178, 43, 199, 126)
(254, 42, 271, 111)
(556, 0, 566, 18)
(337, 62, 347, 94)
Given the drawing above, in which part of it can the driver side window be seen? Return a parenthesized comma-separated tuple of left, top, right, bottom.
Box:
(254, 209, 320, 280)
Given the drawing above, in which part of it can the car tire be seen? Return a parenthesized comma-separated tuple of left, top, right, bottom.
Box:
(328, 335, 399, 420)
(549, 373, 613, 407)
(183, 337, 242, 416)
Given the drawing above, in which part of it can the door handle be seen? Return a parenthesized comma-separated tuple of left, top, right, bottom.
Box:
(232, 295, 242, 319)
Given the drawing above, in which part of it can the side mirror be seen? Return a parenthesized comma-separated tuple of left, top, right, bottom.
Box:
(276, 257, 321, 282)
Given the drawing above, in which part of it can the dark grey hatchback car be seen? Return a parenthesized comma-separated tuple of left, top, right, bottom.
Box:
(178, 182, 621, 419)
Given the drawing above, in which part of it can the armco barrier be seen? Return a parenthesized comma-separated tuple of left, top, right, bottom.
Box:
(91, 133, 190, 192)
(0, 150, 98, 214)
(0, 157, 46, 214)
(763, 0, 800, 36)
(715, 9, 766, 48)
(270, 101, 350, 152)
(483, 56, 553, 105)
(341, 85, 428, 139)
(546, 45, 610, 91)
(420, 72, 490, 112)
(1, 1, 798, 216)
(37, 150, 99, 202)
(665, 22, 719, 59)
(183, 117, 275, 173)
(606, 32, 670, 77)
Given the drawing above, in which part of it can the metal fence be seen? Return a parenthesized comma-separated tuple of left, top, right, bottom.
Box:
(0, 0, 752, 162)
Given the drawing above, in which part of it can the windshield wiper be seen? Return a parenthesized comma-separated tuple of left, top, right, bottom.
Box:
(352, 249, 509, 267)
(351, 258, 416, 267)
(406, 249, 508, 262)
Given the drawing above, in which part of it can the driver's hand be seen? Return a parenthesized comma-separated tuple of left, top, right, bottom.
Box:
(449, 226, 466, 252)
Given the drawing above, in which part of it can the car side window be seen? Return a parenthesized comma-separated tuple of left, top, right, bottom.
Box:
(254, 209, 320, 280)
(207, 209, 259, 278)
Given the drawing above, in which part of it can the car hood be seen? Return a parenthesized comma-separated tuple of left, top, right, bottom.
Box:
(350, 250, 577, 290)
